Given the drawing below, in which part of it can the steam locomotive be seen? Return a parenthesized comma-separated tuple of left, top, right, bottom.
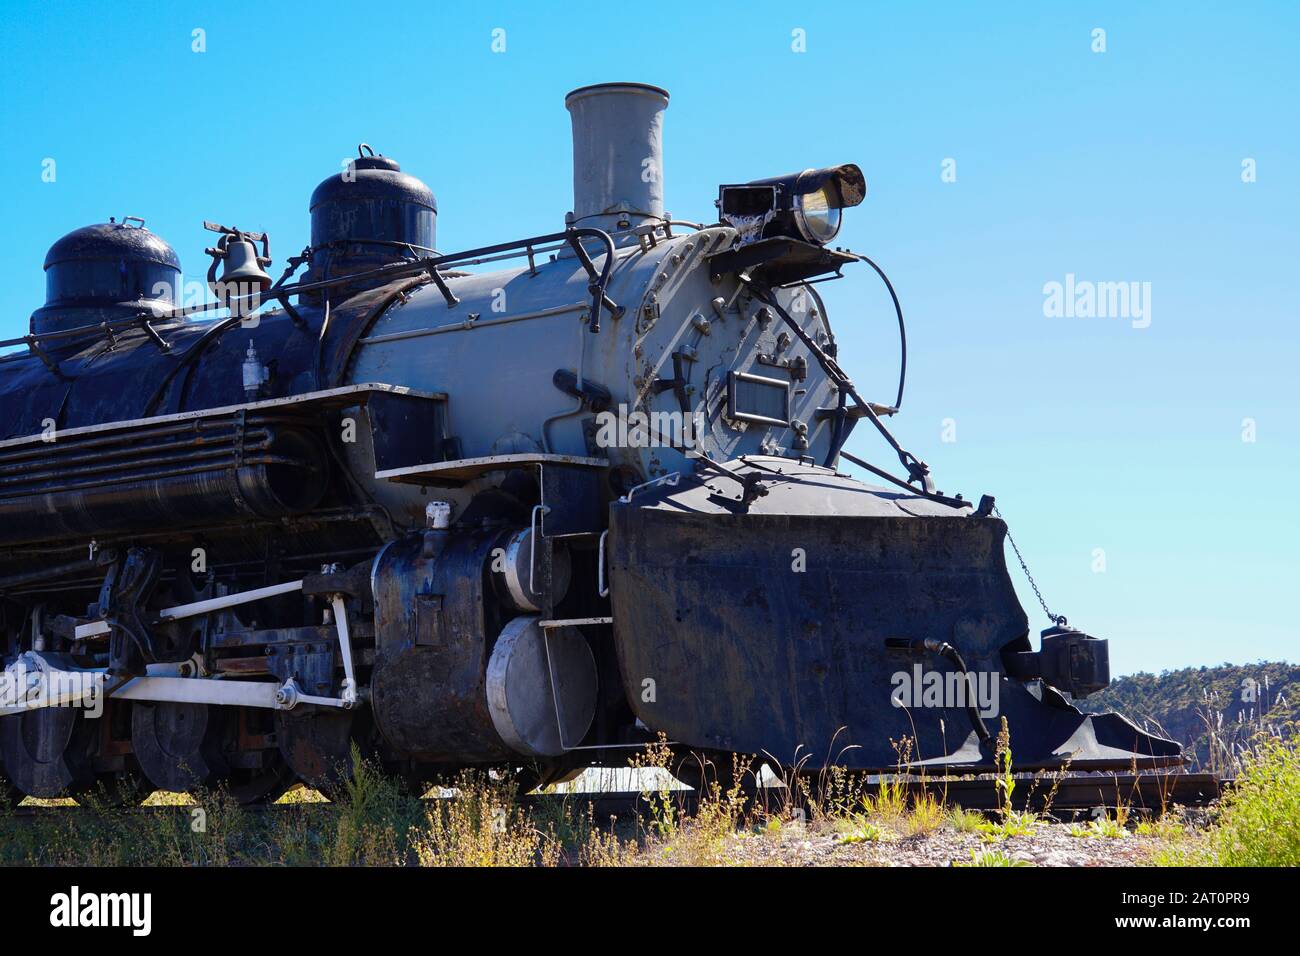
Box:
(0, 83, 1178, 802)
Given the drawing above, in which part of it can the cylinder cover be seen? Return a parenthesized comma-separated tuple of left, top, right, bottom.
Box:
(498, 527, 572, 612)
(486, 616, 597, 757)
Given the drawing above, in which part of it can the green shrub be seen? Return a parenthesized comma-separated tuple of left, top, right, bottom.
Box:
(1160, 732, 1300, 867)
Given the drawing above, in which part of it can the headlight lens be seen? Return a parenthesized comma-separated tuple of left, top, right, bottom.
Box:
(794, 185, 842, 243)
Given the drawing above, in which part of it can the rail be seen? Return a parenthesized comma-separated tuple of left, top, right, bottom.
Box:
(3, 771, 1228, 822)
(0, 225, 628, 367)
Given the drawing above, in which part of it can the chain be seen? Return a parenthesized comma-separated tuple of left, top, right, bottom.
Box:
(994, 506, 1066, 626)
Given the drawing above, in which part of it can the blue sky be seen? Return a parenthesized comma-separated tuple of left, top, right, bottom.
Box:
(0, 1, 1295, 674)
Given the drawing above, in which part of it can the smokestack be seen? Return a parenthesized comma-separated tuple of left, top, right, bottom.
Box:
(565, 83, 669, 239)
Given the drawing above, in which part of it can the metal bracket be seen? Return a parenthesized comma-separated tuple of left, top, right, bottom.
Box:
(428, 269, 461, 308)
(528, 504, 550, 597)
(330, 594, 359, 708)
(597, 529, 610, 598)
(756, 352, 808, 381)
(653, 350, 695, 416)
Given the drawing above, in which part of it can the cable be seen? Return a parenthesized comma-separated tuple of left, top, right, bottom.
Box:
(846, 251, 907, 412)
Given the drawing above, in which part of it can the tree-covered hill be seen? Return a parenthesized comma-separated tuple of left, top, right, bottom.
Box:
(1081, 662, 1300, 774)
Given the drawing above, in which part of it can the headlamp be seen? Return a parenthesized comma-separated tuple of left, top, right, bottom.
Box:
(717, 164, 865, 246)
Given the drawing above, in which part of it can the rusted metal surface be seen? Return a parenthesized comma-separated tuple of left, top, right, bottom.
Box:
(276, 708, 366, 789)
(369, 530, 516, 762)
(213, 658, 272, 675)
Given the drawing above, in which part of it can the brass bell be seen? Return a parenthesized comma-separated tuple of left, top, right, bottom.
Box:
(204, 223, 273, 312)
(218, 237, 272, 291)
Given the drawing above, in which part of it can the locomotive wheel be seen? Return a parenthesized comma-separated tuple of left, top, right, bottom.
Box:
(133, 702, 297, 804)
(226, 761, 298, 806)
(0, 707, 99, 799)
(130, 701, 230, 794)
(0, 701, 152, 805)
(275, 707, 373, 794)
(497, 760, 586, 795)
(226, 706, 298, 805)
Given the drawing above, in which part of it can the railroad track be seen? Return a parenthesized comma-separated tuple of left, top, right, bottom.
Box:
(523, 771, 1227, 819)
(3, 771, 1226, 824)
(852, 770, 1226, 813)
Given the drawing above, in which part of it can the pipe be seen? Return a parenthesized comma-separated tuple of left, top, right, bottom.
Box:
(0, 558, 96, 593)
(565, 83, 669, 239)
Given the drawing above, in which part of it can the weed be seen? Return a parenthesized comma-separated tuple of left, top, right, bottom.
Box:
(1158, 730, 1300, 866)
(993, 717, 1015, 818)
(1067, 817, 1127, 839)
(630, 734, 680, 839)
(905, 789, 946, 836)
(947, 806, 985, 833)
(411, 769, 550, 867)
(977, 810, 1037, 841)
(835, 822, 883, 844)
(1134, 810, 1186, 841)
(328, 745, 423, 865)
(955, 848, 1031, 867)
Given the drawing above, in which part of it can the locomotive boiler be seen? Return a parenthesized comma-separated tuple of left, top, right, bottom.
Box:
(0, 83, 1178, 802)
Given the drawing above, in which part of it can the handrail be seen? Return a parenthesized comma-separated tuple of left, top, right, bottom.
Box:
(739, 274, 963, 509)
(0, 226, 627, 362)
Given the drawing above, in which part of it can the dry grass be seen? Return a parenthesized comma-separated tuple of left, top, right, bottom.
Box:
(6, 730, 1293, 867)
